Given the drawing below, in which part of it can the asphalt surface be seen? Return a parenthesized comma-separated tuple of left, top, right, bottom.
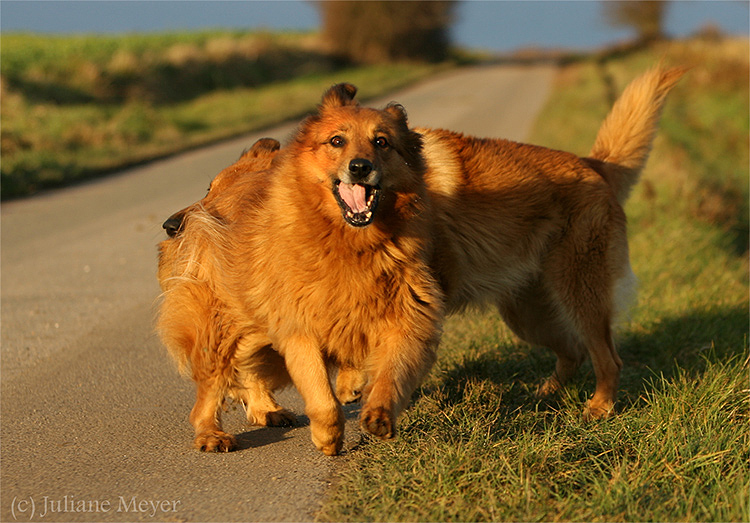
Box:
(1, 64, 555, 522)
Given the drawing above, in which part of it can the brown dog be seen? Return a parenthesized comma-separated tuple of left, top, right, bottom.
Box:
(158, 66, 684, 453)
(421, 66, 685, 419)
(160, 136, 369, 405)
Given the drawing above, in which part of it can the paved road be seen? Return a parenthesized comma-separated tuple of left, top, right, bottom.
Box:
(1, 64, 555, 522)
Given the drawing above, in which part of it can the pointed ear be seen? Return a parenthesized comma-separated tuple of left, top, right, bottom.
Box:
(401, 129, 425, 172)
(251, 138, 281, 153)
(384, 102, 409, 125)
(320, 83, 358, 109)
(383, 103, 423, 171)
(240, 138, 280, 160)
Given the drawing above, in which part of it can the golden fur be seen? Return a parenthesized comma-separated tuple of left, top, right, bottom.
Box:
(161, 137, 281, 237)
(159, 97, 444, 454)
(158, 138, 297, 452)
(157, 66, 684, 454)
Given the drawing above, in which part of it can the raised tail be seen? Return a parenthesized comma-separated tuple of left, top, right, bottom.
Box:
(587, 65, 687, 204)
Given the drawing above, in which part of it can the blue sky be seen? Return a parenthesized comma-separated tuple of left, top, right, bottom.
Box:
(1, 1, 748, 52)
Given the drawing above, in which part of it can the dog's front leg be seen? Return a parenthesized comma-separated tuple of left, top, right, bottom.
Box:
(282, 335, 344, 456)
(360, 334, 438, 440)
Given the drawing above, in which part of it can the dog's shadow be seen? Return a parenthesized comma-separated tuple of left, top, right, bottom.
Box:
(230, 402, 361, 452)
(233, 426, 296, 451)
(427, 304, 746, 414)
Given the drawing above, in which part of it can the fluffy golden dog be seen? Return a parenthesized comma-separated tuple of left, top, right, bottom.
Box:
(157, 66, 683, 454)
(159, 94, 444, 455)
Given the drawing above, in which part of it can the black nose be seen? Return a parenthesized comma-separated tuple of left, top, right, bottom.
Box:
(162, 215, 184, 238)
(348, 158, 373, 181)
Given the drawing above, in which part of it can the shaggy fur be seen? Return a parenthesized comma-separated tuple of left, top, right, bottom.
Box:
(159, 94, 444, 455)
(161, 137, 281, 238)
(157, 66, 684, 454)
(158, 138, 296, 452)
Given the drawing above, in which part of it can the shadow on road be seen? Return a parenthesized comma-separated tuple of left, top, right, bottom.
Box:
(231, 401, 362, 451)
(235, 426, 296, 451)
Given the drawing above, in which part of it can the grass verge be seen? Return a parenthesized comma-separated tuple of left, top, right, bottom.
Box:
(1, 31, 446, 198)
(318, 36, 749, 522)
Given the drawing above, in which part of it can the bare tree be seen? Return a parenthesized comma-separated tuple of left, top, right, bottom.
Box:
(319, 1, 456, 64)
(603, 1, 670, 43)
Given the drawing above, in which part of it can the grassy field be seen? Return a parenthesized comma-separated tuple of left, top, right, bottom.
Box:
(1, 31, 445, 198)
(318, 37, 749, 522)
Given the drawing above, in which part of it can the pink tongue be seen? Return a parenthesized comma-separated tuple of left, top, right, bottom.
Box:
(339, 183, 367, 213)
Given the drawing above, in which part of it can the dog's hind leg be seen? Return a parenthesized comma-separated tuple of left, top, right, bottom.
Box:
(537, 343, 586, 397)
(580, 327, 622, 420)
(335, 365, 368, 404)
(497, 288, 587, 397)
(500, 283, 621, 419)
(238, 379, 297, 427)
(158, 290, 238, 451)
(541, 208, 626, 419)
(234, 343, 296, 427)
(190, 375, 236, 452)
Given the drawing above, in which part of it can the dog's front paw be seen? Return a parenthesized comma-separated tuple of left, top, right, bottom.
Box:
(310, 422, 344, 456)
(307, 407, 345, 456)
(194, 430, 236, 452)
(360, 406, 395, 440)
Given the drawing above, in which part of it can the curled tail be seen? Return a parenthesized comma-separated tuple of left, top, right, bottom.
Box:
(587, 65, 687, 204)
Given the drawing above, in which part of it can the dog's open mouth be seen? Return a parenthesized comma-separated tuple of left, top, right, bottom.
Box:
(333, 181, 381, 227)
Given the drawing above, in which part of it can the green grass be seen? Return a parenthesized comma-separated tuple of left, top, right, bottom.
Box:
(323, 353, 747, 522)
(1, 31, 446, 198)
(318, 37, 749, 522)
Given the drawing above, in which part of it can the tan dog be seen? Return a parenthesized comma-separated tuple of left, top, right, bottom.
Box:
(158, 66, 684, 454)
(159, 138, 366, 414)
(421, 66, 685, 419)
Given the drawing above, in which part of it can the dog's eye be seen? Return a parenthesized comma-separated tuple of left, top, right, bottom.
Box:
(330, 136, 345, 148)
(375, 137, 389, 149)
